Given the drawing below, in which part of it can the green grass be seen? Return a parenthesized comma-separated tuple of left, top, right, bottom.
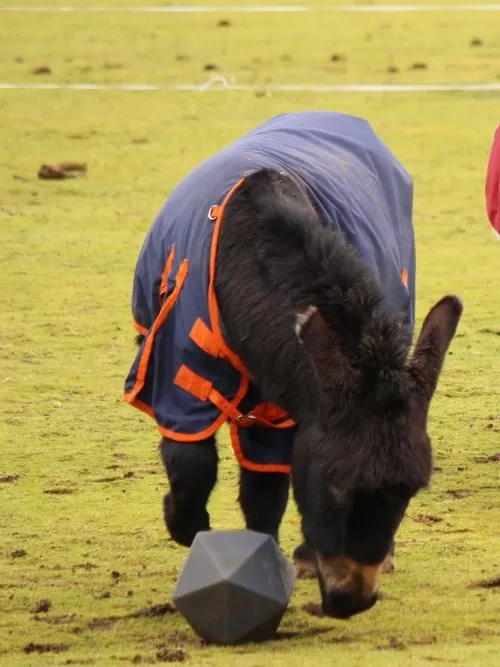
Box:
(1, 11, 500, 86)
(2, 3, 500, 666)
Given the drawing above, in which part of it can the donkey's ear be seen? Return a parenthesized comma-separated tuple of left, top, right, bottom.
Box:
(409, 295, 463, 402)
(295, 306, 330, 355)
(294, 306, 353, 388)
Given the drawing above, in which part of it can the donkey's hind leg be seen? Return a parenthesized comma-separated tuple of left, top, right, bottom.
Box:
(238, 468, 290, 544)
(160, 436, 218, 547)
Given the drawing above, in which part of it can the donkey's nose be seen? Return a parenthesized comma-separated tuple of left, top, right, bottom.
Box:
(321, 591, 378, 619)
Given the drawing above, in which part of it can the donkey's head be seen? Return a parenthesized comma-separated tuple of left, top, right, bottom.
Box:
(291, 295, 463, 619)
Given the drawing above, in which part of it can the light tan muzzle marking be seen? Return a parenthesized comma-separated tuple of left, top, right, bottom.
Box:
(316, 554, 386, 599)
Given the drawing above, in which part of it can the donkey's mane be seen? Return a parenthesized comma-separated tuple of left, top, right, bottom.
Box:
(246, 168, 413, 381)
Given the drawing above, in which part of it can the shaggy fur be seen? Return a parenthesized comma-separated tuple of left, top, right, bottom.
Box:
(139, 168, 462, 619)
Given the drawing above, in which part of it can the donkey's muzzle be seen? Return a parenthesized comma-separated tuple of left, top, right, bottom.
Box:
(321, 589, 379, 619)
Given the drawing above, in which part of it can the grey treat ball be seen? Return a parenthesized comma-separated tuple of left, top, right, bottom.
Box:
(172, 529, 297, 645)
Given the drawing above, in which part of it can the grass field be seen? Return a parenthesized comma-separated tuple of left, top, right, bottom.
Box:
(1, 1, 500, 665)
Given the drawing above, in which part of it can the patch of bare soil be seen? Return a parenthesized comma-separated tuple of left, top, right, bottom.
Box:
(377, 637, 406, 650)
(24, 642, 69, 654)
(474, 452, 500, 463)
(446, 489, 474, 499)
(469, 577, 500, 589)
(44, 488, 77, 495)
(32, 65, 51, 75)
(11, 549, 27, 558)
(302, 602, 324, 617)
(412, 635, 438, 645)
(38, 163, 87, 180)
(156, 648, 188, 662)
(72, 562, 98, 572)
(276, 627, 332, 640)
(88, 603, 176, 630)
(32, 599, 52, 613)
(0, 474, 19, 483)
(412, 514, 443, 526)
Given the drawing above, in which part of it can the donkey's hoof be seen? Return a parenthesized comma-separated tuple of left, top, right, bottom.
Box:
(293, 543, 317, 579)
(294, 558, 317, 580)
(382, 553, 395, 574)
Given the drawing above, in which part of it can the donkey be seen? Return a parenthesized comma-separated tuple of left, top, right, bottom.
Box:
(124, 111, 462, 619)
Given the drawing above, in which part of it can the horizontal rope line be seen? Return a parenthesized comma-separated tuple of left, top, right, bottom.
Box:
(1, 81, 500, 92)
(1, 4, 500, 12)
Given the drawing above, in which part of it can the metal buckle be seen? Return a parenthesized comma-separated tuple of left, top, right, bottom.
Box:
(235, 414, 258, 425)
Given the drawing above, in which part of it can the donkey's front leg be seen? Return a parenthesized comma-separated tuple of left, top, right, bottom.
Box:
(238, 468, 290, 545)
(160, 436, 218, 547)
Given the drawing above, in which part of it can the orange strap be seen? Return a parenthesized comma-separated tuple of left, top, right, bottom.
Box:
(160, 244, 176, 301)
(126, 252, 189, 403)
(174, 365, 295, 429)
(189, 318, 222, 358)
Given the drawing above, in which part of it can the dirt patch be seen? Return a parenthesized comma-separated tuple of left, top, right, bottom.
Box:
(88, 603, 176, 630)
(32, 66, 51, 75)
(387, 66, 399, 74)
(412, 514, 443, 526)
(93, 476, 122, 483)
(470, 37, 483, 47)
(44, 488, 77, 495)
(0, 474, 19, 483)
(156, 648, 188, 662)
(330, 53, 346, 62)
(175, 54, 189, 62)
(32, 599, 52, 613)
(217, 19, 231, 27)
(64, 660, 95, 665)
(38, 163, 87, 180)
(203, 63, 217, 71)
(446, 489, 474, 499)
(473, 453, 500, 463)
(413, 635, 438, 645)
(409, 62, 428, 70)
(479, 327, 500, 336)
(276, 628, 332, 640)
(24, 642, 69, 654)
(376, 637, 406, 651)
(111, 570, 122, 580)
(469, 577, 500, 589)
(302, 602, 324, 617)
(11, 549, 27, 558)
(72, 562, 98, 572)
(132, 603, 176, 618)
